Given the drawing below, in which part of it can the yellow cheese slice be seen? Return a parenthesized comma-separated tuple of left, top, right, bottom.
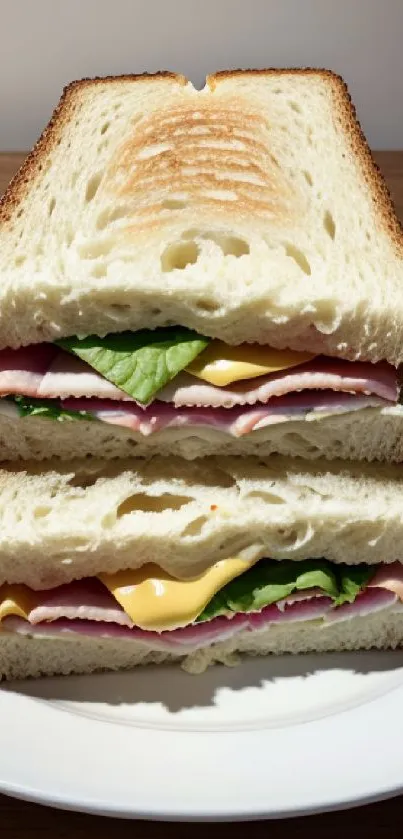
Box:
(0, 557, 256, 633)
(0, 584, 39, 622)
(186, 340, 316, 387)
(99, 557, 255, 631)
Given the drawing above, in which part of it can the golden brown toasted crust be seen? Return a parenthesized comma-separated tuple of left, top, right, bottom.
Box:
(104, 97, 296, 236)
(208, 66, 341, 87)
(1, 68, 401, 254)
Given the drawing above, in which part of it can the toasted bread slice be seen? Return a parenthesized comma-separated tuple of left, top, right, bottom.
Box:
(0, 69, 402, 362)
(0, 454, 402, 588)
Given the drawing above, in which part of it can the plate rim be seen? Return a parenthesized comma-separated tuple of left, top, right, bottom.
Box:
(1, 783, 403, 822)
(2, 658, 403, 820)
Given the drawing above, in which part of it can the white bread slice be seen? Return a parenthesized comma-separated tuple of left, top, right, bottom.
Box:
(1, 404, 403, 462)
(1, 455, 403, 588)
(1, 70, 403, 362)
(1, 607, 403, 680)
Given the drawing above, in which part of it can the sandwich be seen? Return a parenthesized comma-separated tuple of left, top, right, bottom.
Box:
(1, 455, 403, 680)
(1, 68, 403, 683)
(0, 69, 402, 463)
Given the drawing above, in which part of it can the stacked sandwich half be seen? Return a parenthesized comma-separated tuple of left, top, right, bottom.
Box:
(1, 69, 403, 680)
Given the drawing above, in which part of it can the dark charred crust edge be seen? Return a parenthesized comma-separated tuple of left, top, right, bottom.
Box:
(209, 66, 341, 85)
(326, 71, 403, 250)
(1, 67, 402, 255)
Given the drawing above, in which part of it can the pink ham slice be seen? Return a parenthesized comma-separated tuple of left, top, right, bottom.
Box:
(367, 561, 403, 601)
(0, 347, 398, 408)
(0, 346, 130, 401)
(61, 393, 388, 438)
(1, 598, 333, 652)
(2, 614, 250, 652)
(0, 345, 58, 397)
(2, 584, 400, 653)
(27, 578, 134, 627)
(275, 588, 326, 610)
(156, 357, 398, 408)
(323, 587, 397, 623)
(38, 353, 133, 400)
(5, 580, 332, 636)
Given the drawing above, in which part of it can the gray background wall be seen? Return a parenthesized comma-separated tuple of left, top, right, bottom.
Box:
(1, 0, 402, 150)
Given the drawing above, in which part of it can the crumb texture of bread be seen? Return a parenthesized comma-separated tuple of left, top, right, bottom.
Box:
(0, 454, 403, 587)
(0, 405, 402, 462)
(1, 607, 403, 680)
(0, 70, 402, 362)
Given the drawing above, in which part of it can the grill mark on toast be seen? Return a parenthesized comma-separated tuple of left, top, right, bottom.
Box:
(104, 100, 295, 228)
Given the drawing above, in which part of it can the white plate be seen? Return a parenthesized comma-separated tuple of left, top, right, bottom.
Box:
(1, 651, 403, 819)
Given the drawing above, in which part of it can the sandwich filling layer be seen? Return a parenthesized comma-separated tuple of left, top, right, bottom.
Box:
(0, 328, 400, 439)
(1, 559, 403, 654)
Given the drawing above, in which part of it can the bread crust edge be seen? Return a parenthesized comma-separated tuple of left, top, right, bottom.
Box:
(1, 67, 401, 255)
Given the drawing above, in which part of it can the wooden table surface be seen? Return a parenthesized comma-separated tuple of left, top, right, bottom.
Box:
(1, 151, 403, 837)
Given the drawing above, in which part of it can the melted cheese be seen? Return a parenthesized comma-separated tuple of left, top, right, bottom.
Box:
(186, 340, 315, 386)
(0, 556, 256, 632)
(99, 557, 255, 631)
(0, 584, 38, 621)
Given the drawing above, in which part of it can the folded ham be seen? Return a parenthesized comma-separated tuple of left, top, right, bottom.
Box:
(1, 571, 402, 654)
(0, 346, 398, 407)
(157, 358, 399, 408)
(60, 393, 388, 437)
(0, 344, 398, 440)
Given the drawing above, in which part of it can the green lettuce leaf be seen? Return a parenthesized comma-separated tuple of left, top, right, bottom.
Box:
(10, 396, 94, 422)
(197, 559, 375, 622)
(335, 564, 375, 606)
(56, 327, 210, 405)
